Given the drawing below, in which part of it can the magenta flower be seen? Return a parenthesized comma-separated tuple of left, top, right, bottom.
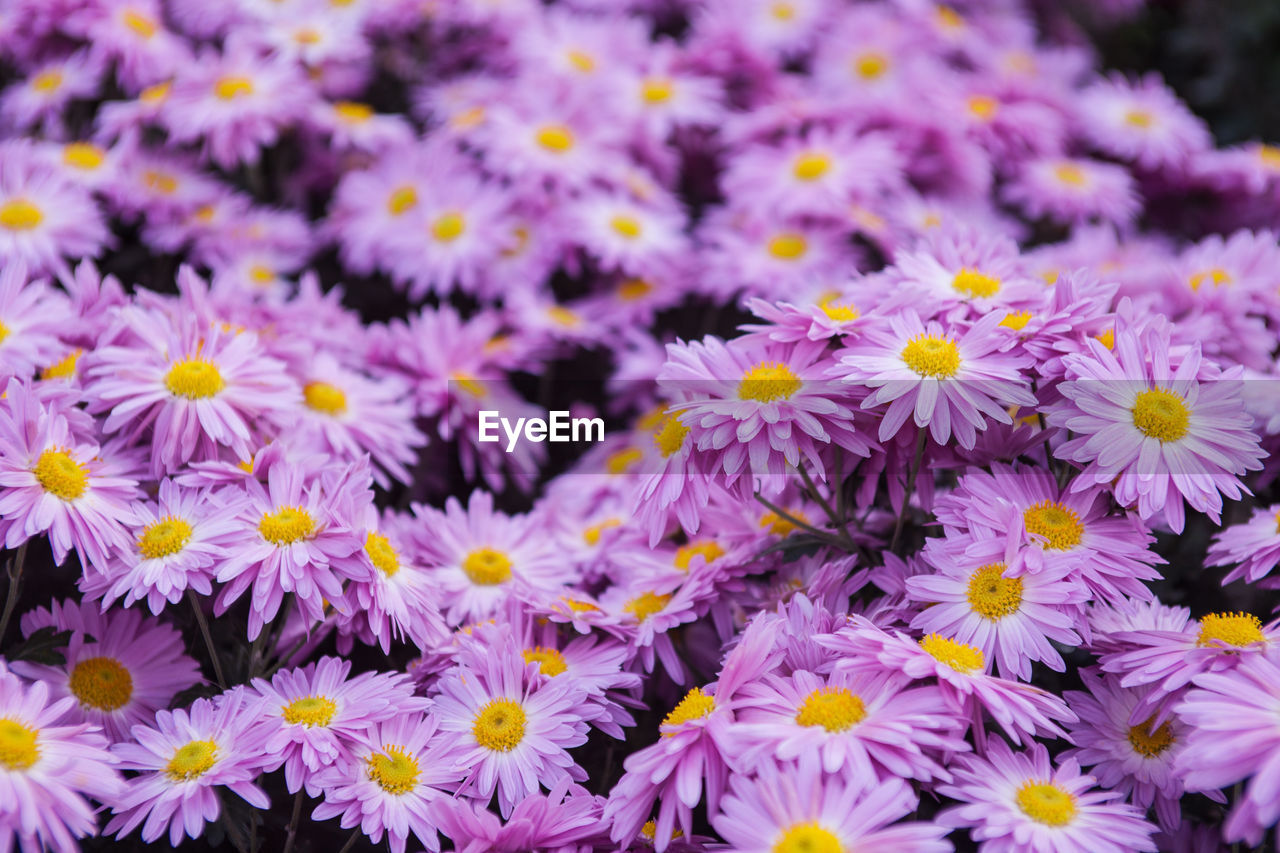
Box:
(1206, 503, 1280, 585)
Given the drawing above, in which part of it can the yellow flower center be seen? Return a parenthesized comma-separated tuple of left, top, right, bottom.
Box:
(303, 381, 347, 415)
(653, 412, 690, 457)
(535, 124, 575, 152)
(966, 563, 1023, 620)
(1016, 782, 1077, 827)
(473, 699, 526, 751)
(618, 278, 653, 300)
(367, 745, 419, 794)
(0, 199, 43, 231)
(606, 447, 642, 474)
(901, 335, 961, 378)
(63, 142, 106, 170)
(165, 358, 224, 399)
(794, 686, 866, 732)
(937, 5, 965, 29)
(451, 372, 486, 398)
(566, 49, 595, 72)
(1096, 328, 1115, 350)
(583, 518, 621, 545)
(610, 215, 643, 239)
(674, 540, 726, 571)
(293, 26, 321, 44)
(952, 267, 1001, 298)
(365, 531, 399, 576)
(767, 233, 808, 260)
(854, 52, 889, 79)
(138, 516, 194, 559)
(140, 81, 171, 103)
(0, 719, 39, 771)
(1196, 612, 1265, 647)
(919, 634, 986, 673)
(641, 77, 673, 103)
(1023, 501, 1084, 551)
(739, 361, 802, 402)
(819, 297, 859, 322)
(68, 656, 133, 711)
(662, 687, 715, 734)
(770, 1, 795, 19)
(1189, 267, 1231, 291)
(123, 9, 157, 37)
(1000, 311, 1033, 331)
(523, 646, 568, 676)
(625, 591, 671, 622)
(968, 95, 998, 120)
(387, 185, 418, 216)
(793, 152, 831, 181)
(214, 76, 253, 100)
(33, 449, 88, 501)
(773, 822, 842, 853)
(1054, 164, 1087, 187)
(259, 506, 315, 545)
(165, 739, 218, 781)
(1131, 389, 1190, 443)
(760, 509, 808, 536)
(334, 101, 373, 123)
(1127, 716, 1175, 758)
(1259, 145, 1280, 170)
(462, 548, 512, 585)
(431, 211, 466, 242)
(40, 349, 82, 381)
(546, 306, 581, 328)
(282, 695, 337, 727)
(32, 71, 62, 92)
(1125, 109, 1152, 128)
(143, 170, 178, 194)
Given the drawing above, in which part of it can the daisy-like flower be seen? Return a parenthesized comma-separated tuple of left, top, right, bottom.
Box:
(0, 661, 122, 853)
(0, 146, 109, 276)
(835, 309, 1037, 449)
(99, 479, 239, 613)
(13, 599, 200, 743)
(411, 491, 568, 626)
(429, 776, 607, 853)
(569, 188, 688, 275)
(432, 648, 590, 817)
(85, 299, 300, 476)
(884, 228, 1043, 319)
(1206, 503, 1280, 585)
(249, 657, 425, 795)
(214, 460, 367, 640)
(105, 690, 272, 847)
(1049, 313, 1265, 532)
(938, 739, 1158, 852)
(731, 668, 967, 782)
(0, 379, 136, 571)
(659, 336, 874, 498)
(712, 763, 951, 853)
(1079, 72, 1211, 171)
(0, 261, 66, 380)
(1003, 156, 1140, 227)
(0, 51, 101, 133)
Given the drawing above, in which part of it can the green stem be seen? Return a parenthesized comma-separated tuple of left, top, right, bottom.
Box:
(0, 542, 29, 646)
(187, 590, 227, 689)
(754, 493, 847, 549)
(797, 462, 853, 549)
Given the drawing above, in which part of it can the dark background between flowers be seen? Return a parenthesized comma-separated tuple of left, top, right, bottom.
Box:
(1, 0, 1278, 850)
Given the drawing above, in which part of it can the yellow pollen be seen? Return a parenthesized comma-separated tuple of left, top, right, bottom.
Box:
(40, 349, 81, 380)
(139, 81, 171, 103)
(0, 199, 43, 231)
(138, 516, 193, 559)
(1096, 328, 1115, 349)
(303, 381, 347, 415)
(760, 509, 808, 536)
(618, 278, 652, 300)
(547, 306, 581, 327)
(365, 531, 400, 576)
(0, 719, 39, 771)
(952, 267, 1001, 298)
(937, 5, 965, 29)
(123, 9, 157, 37)
(562, 596, 599, 613)
(32, 70, 62, 92)
(653, 413, 690, 457)
(1189, 267, 1231, 291)
(214, 76, 253, 100)
(606, 447, 642, 474)
(920, 634, 986, 673)
(164, 358, 224, 399)
(966, 563, 1023, 620)
(1023, 501, 1084, 551)
(771, 2, 795, 20)
(584, 518, 621, 545)
(641, 78, 673, 103)
(462, 548, 512, 585)
(1054, 163, 1088, 187)
(819, 298, 859, 322)
(1196, 612, 1265, 648)
(473, 699, 526, 751)
(794, 686, 866, 732)
(451, 372, 486, 398)
(773, 822, 842, 853)
(901, 335, 961, 378)
(1260, 145, 1280, 169)
(739, 361, 802, 402)
(367, 745, 419, 794)
(143, 170, 178, 194)
(334, 101, 373, 123)
(1127, 716, 1175, 758)
(293, 27, 321, 44)
(451, 105, 486, 130)
(968, 95, 998, 120)
(535, 124, 575, 152)
(33, 449, 88, 501)
(610, 215, 643, 239)
(69, 656, 133, 711)
(282, 695, 337, 727)
(767, 233, 808, 260)
(793, 152, 831, 181)
(258, 506, 315, 545)
(674, 540, 725, 571)
(247, 265, 274, 285)
(431, 211, 466, 242)
(1000, 311, 1033, 330)
(566, 49, 595, 72)
(1125, 109, 1152, 128)
(387, 185, 418, 216)
(662, 687, 715, 734)
(63, 142, 105, 169)
(625, 591, 671, 622)
(523, 646, 568, 677)
(1016, 782, 1077, 826)
(1131, 389, 1190, 442)
(165, 739, 217, 781)
(854, 52, 889, 80)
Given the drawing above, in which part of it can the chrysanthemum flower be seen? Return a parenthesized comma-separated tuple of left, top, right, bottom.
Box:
(0, 145, 109, 276)
(429, 776, 607, 853)
(249, 657, 425, 795)
(105, 690, 272, 846)
(835, 309, 1037, 449)
(0, 661, 122, 853)
(712, 763, 951, 853)
(1079, 73, 1211, 171)
(0, 51, 102, 133)
(938, 739, 1158, 852)
(1003, 156, 1140, 227)
(885, 228, 1042, 318)
(0, 261, 66, 381)
(570, 189, 688, 275)
(1206, 503, 1280, 585)
(13, 599, 201, 743)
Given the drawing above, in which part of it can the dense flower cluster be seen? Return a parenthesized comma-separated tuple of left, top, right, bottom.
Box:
(2, 0, 1280, 851)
